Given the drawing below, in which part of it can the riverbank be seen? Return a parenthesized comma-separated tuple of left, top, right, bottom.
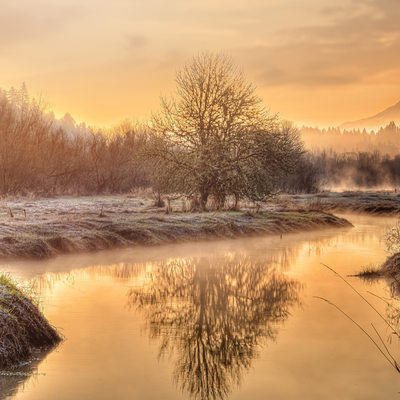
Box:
(0, 274, 60, 368)
(0, 196, 351, 259)
(280, 191, 400, 215)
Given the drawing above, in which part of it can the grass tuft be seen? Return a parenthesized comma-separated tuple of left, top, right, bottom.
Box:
(0, 273, 61, 368)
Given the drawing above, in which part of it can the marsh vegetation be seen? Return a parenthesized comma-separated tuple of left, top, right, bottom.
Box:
(0, 274, 60, 368)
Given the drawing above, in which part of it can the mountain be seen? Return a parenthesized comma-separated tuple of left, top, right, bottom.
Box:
(341, 100, 400, 130)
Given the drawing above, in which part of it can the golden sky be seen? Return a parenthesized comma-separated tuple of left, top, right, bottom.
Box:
(2, 0, 400, 127)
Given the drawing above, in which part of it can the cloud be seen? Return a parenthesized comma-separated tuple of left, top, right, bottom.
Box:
(0, 3, 84, 48)
(126, 34, 149, 49)
(235, 0, 400, 87)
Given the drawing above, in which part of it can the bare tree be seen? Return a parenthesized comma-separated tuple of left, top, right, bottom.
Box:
(150, 53, 303, 210)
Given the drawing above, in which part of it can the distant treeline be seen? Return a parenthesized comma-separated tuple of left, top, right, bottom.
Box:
(0, 83, 302, 202)
(301, 123, 400, 156)
(2, 85, 400, 198)
(0, 87, 152, 195)
(287, 151, 400, 192)
(0, 86, 149, 196)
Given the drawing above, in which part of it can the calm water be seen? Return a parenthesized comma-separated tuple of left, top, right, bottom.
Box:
(1, 214, 400, 400)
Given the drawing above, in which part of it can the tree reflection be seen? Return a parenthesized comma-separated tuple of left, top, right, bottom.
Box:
(129, 255, 301, 400)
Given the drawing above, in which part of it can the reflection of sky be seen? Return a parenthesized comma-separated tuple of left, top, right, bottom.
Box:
(1, 0, 400, 126)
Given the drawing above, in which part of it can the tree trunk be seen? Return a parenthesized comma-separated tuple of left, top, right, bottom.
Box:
(200, 190, 209, 211)
(234, 193, 239, 210)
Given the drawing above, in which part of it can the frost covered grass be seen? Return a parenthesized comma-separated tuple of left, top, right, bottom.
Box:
(281, 191, 400, 215)
(0, 274, 60, 368)
(0, 195, 352, 259)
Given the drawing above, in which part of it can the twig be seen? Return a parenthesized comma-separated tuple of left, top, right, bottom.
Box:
(321, 263, 399, 337)
(367, 291, 398, 309)
(314, 296, 399, 372)
(371, 323, 400, 372)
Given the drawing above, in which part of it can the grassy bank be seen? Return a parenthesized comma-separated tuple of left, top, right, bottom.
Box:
(0, 196, 352, 259)
(0, 274, 60, 368)
(280, 191, 400, 215)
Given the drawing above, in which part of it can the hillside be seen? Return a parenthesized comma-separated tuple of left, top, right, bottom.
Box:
(341, 100, 400, 130)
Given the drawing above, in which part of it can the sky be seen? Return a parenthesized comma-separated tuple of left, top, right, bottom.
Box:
(1, 0, 400, 127)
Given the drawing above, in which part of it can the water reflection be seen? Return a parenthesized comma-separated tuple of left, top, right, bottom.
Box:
(26, 227, 351, 294)
(2, 214, 398, 400)
(0, 349, 51, 400)
(29, 262, 144, 292)
(129, 256, 301, 400)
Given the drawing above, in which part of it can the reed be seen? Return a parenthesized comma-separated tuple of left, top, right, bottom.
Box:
(316, 263, 400, 373)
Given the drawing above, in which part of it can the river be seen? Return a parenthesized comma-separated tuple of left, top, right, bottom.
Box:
(1, 214, 399, 400)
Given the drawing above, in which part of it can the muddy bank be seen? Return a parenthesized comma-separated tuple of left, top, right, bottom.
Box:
(0, 196, 351, 258)
(0, 275, 60, 368)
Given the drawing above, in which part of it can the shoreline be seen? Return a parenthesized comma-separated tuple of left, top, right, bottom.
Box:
(0, 199, 352, 259)
(0, 275, 61, 368)
(281, 191, 400, 215)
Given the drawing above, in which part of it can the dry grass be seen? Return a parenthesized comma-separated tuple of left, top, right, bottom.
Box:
(0, 196, 352, 259)
(283, 191, 400, 215)
(379, 221, 400, 286)
(317, 264, 400, 373)
(381, 253, 400, 281)
(352, 265, 382, 280)
(0, 274, 61, 368)
(385, 219, 400, 255)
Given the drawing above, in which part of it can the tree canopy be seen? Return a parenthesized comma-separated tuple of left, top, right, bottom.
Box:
(149, 53, 304, 209)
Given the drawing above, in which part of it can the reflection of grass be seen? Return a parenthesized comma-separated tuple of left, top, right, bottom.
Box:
(0, 347, 52, 400)
(352, 265, 382, 280)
